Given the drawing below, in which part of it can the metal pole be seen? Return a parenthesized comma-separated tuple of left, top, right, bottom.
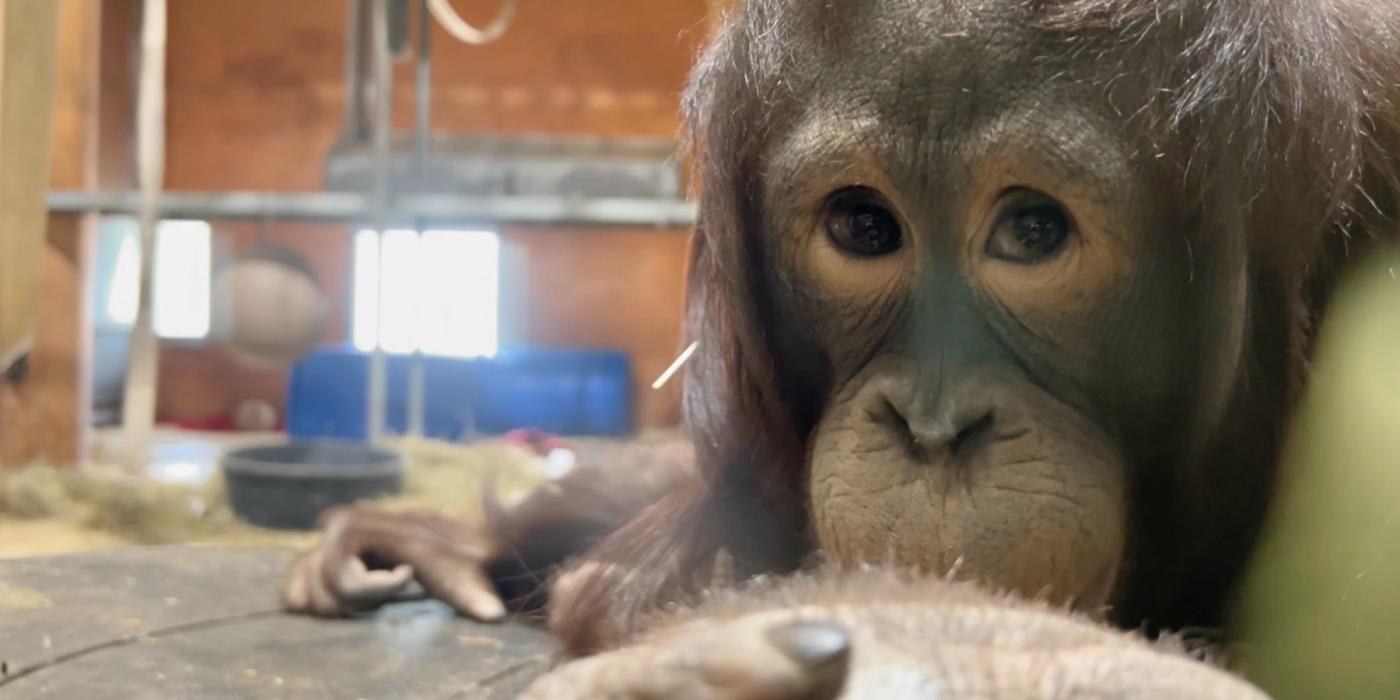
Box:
(405, 0, 431, 438)
(341, 0, 369, 142)
(366, 0, 393, 445)
(339, 0, 369, 353)
(413, 0, 431, 181)
(44, 190, 699, 227)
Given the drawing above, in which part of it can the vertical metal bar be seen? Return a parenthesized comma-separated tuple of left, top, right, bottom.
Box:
(406, 338, 426, 437)
(414, 0, 431, 174)
(387, 0, 412, 57)
(340, 0, 369, 353)
(341, 0, 368, 142)
(405, 0, 431, 438)
(366, 0, 392, 445)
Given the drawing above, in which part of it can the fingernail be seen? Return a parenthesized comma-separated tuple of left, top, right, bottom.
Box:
(766, 619, 851, 672)
(464, 591, 507, 621)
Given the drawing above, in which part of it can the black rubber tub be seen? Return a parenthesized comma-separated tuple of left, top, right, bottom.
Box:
(222, 441, 404, 530)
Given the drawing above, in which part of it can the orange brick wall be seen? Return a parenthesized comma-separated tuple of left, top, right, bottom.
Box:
(147, 0, 709, 430)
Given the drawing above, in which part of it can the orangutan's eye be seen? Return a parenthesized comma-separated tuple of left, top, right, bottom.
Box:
(987, 190, 1074, 264)
(824, 188, 904, 257)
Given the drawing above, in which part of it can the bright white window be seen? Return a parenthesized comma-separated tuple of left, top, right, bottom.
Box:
(353, 229, 499, 358)
(106, 234, 141, 325)
(152, 220, 213, 339)
(105, 218, 212, 339)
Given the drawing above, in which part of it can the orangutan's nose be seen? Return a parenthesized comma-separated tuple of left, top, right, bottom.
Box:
(882, 393, 996, 460)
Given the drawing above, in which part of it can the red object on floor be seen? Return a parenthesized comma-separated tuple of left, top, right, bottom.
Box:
(500, 428, 569, 456)
(158, 414, 285, 432)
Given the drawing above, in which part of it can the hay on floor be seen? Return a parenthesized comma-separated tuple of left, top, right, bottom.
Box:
(0, 436, 554, 557)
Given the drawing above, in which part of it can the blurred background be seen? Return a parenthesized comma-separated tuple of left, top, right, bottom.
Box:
(1, 0, 723, 555)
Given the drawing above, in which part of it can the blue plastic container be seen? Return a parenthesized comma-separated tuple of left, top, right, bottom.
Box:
(285, 345, 634, 441)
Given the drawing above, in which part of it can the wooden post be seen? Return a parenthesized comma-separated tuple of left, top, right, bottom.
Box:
(0, 0, 99, 468)
(0, 0, 60, 375)
(120, 0, 166, 472)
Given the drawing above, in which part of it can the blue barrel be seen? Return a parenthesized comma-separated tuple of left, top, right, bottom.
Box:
(286, 345, 634, 441)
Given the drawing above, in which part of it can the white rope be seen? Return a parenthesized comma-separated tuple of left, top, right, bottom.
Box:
(426, 0, 517, 45)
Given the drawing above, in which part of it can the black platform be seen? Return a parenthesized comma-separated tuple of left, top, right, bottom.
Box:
(0, 547, 555, 699)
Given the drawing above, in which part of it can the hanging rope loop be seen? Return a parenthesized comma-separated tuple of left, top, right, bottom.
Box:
(426, 0, 517, 45)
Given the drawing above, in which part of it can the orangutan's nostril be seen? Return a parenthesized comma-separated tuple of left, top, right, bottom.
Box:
(951, 411, 995, 456)
(876, 399, 924, 457)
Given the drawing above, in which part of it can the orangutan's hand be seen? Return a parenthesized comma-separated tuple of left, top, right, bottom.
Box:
(280, 506, 506, 621)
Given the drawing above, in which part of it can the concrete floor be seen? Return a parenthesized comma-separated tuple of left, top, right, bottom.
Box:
(0, 546, 555, 699)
